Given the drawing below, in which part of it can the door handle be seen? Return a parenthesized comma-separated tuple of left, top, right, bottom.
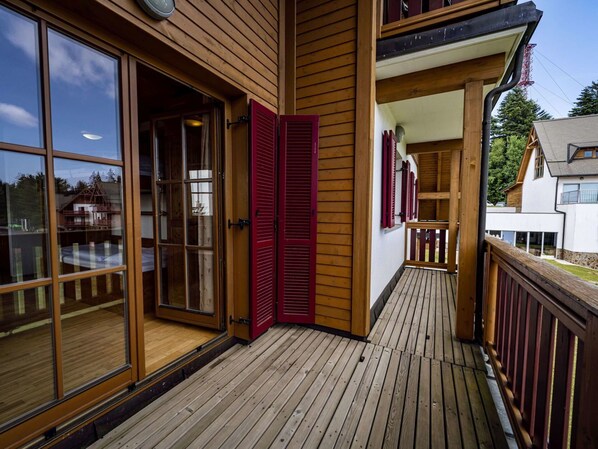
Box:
(228, 218, 250, 230)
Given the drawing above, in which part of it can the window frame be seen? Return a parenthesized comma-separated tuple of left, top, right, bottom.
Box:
(534, 146, 544, 179)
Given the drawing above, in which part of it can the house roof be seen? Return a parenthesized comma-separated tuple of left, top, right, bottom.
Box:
(534, 114, 598, 177)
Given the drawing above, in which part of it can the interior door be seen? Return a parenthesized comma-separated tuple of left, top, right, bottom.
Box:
(152, 109, 222, 329)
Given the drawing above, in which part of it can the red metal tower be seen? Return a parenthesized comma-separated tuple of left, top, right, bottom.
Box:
(518, 43, 536, 95)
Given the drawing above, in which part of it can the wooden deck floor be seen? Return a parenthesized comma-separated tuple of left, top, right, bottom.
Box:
(91, 269, 507, 449)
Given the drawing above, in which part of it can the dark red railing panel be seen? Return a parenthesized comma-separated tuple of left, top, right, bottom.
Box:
(438, 230, 446, 263)
(418, 229, 426, 262)
(521, 300, 539, 421)
(513, 291, 528, 400)
(409, 228, 416, 261)
(429, 0, 444, 11)
(408, 0, 423, 16)
(549, 322, 573, 448)
(428, 230, 436, 262)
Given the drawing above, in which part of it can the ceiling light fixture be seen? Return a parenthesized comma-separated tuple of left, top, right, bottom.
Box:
(184, 119, 203, 127)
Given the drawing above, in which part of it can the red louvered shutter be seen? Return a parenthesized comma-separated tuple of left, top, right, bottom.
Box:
(409, 171, 415, 220)
(277, 115, 318, 323)
(381, 131, 389, 227)
(400, 160, 408, 223)
(414, 178, 419, 219)
(249, 99, 277, 339)
(388, 131, 397, 227)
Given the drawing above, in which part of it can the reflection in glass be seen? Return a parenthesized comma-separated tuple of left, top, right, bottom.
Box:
(48, 29, 120, 160)
(543, 232, 557, 256)
(188, 249, 214, 313)
(0, 5, 43, 148)
(60, 272, 126, 393)
(160, 246, 185, 308)
(0, 286, 55, 425)
(0, 151, 48, 285)
(515, 232, 527, 251)
(529, 232, 542, 256)
(187, 183, 212, 247)
(159, 184, 183, 244)
(54, 159, 124, 275)
(156, 118, 182, 181)
(185, 113, 211, 174)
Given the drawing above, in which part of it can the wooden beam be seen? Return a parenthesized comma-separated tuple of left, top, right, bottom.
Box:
(456, 80, 484, 340)
(376, 53, 505, 104)
(351, 0, 376, 338)
(281, 0, 296, 114)
(448, 150, 461, 273)
(418, 192, 450, 200)
(407, 139, 463, 154)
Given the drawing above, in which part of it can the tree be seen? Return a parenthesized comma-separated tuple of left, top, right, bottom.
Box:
(491, 87, 551, 139)
(569, 81, 598, 117)
(487, 136, 526, 205)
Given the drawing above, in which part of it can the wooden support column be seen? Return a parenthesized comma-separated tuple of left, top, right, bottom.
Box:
(483, 254, 498, 345)
(352, 0, 376, 337)
(456, 80, 483, 340)
(447, 149, 461, 273)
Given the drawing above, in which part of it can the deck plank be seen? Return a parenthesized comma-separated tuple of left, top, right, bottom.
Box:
(90, 268, 509, 449)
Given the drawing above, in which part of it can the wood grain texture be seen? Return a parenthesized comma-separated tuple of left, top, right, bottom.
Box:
(92, 271, 508, 449)
(296, 0, 360, 333)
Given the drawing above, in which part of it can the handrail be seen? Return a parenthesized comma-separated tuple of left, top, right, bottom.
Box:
(405, 221, 452, 269)
(483, 235, 598, 448)
(381, 0, 516, 39)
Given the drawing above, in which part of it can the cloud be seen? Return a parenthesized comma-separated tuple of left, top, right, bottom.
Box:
(1, 9, 38, 61)
(48, 32, 117, 99)
(0, 103, 38, 128)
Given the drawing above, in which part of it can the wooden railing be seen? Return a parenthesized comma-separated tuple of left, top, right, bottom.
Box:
(380, 0, 516, 39)
(405, 221, 454, 270)
(483, 236, 598, 449)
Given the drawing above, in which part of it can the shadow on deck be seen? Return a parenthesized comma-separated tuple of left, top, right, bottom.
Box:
(91, 268, 507, 449)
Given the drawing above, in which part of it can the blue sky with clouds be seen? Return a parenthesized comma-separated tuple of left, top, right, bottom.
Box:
(516, 0, 598, 118)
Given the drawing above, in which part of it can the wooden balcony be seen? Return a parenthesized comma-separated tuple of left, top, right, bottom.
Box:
(380, 0, 516, 39)
(91, 268, 508, 449)
(483, 236, 598, 448)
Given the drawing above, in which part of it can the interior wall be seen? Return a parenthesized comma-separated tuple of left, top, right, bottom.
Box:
(370, 103, 411, 306)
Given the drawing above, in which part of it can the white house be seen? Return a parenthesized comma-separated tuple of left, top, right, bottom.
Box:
(486, 114, 598, 269)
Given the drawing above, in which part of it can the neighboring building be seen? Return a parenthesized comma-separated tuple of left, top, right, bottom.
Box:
(4, 1, 580, 448)
(487, 115, 598, 268)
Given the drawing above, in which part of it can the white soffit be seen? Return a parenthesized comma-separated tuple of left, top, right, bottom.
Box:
(376, 26, 527, 81)
(386, 85, 494, 144)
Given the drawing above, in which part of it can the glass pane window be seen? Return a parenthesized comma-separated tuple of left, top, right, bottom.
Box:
(159, 246, 185, 309)
(515, 232, 527, 251)
(0, 286, 55, 424)
(156, 118, 182, 181)
(0, 5, 43, 148)
(529, 232, 542, 256)
(188, 249, 214, 314)
(54, 159, 124, 275)
(60, 272, 126, 393)
(187, 182, 213, 247)
(543, 232, 557, 256)
(0, 151, 49, 285)
(48, 29, 121, 160)
(185, 113, 211, 176)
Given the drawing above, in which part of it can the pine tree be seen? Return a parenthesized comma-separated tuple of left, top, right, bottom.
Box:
(491, 87, 551, 138)
(487, 88, 550, 204)
(569, 81, 598, 117)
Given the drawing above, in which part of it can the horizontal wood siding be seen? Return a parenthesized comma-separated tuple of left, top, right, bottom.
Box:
(95, 0, 279, 108)
(297, 0, 357, 332)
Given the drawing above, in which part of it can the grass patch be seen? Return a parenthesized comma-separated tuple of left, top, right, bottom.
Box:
(545, 259, 598, 284)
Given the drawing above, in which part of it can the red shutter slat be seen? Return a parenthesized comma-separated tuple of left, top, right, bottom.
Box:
(277, 115, 318, 323)
(249, 99, 277, 339)
(400, 160, 408, 223)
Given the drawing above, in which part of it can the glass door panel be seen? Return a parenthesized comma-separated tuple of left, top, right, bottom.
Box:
(152, 112, 220, 329)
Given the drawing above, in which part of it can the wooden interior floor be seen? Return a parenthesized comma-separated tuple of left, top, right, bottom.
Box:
(91, 269, 508, 449)
(0, 310, 220, 426)
(144, 314, 221, 374)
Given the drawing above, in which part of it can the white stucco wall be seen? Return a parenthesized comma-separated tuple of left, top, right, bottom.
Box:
(485, 211, 564, 248)
(370, 103, 414, 307)
(521, 155, 557, 213)
(555, 177, 598, 253)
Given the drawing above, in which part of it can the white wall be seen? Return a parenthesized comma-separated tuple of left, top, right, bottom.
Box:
(556, 177, 598, 253)
(370, 103, 414, 306)
(485, 211, 564, 247)
(521, 155, 557, 213)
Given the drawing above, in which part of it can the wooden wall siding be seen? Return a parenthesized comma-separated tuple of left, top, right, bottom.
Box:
(418, 152, 452, 220)
(94, 0, 279, 108)
(506, 184, 522, 209)
(296, 0, 358, 332)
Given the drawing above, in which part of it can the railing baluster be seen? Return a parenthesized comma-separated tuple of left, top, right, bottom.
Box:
(521, 300, 539, 423)
(438, 229, 446, 264)
(410, 228, 416, 261)
(419, 229, 426, 262)
(429, 229, 436, 262)
(549, 321, 573, 449)
(513, 291, 528, 402)
(408, 0, 423, 17)
(531, 307, 554, 447)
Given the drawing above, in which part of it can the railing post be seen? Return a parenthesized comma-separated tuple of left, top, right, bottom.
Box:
(483, 248, 498, 346)
(573, 312, 598, 448)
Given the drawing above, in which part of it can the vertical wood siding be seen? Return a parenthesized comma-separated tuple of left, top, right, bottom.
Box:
(296, 0, 357, 332)
(96, 0, 279, 108)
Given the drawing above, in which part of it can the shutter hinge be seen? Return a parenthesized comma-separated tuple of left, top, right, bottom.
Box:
(226, 115, 249, 129)
(229, 315, 251, 325)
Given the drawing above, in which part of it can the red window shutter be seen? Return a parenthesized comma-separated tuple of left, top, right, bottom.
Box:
(381, 131, 389, 227)
(277, 115, 318, 323)
(388, 131, 397, 227)
(414, 178, 419, 219)
(405, 161, 412, 221)
(249, 99, 277, 339)
(400, 160, 408, 223)
(409, 171, 415, 220)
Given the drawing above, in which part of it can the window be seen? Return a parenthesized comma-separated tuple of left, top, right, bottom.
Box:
(584, 150, 593, 158)
(534, 147, 544, 179)
(0, 4, 128, 426)
(561, 183, 598, 204)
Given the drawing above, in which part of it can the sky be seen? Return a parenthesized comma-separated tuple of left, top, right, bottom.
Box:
(516, 0, 598, 118)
